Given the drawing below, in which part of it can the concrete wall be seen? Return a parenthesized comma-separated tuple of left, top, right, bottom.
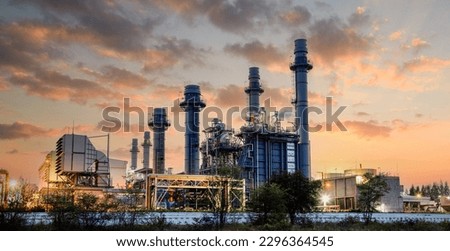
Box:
(379, 176, 403, 212)
(110, 159, 128, 189)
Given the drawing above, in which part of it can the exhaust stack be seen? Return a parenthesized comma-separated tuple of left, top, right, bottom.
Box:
(149, 108, 170, 174)
(245, 67, 264, 123)
(180, 84, 206, 174)
(142, 131, 151, 170)
(290, 39, 313, 178)
(130, 138, 139, 170)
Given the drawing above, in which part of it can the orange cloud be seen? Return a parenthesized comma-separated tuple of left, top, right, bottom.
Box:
(98, 66, 151, 90)
(0, 122, 61, 140)
(0, 76, 9, 91)
(344, 120, 392, 138)
(348, 6, 371, 28)
(309, 17, 374, 67)
(391, 119, 410, 131)
(411, 38, 428, 48)
(224, 40, 289, 73)
(402, 56, 450, 73)
(401, 37, 430, 52)
(389, 30, 403, 41)
(6, 149, 19, 154)
(334, 57, 445, 92)
(9, 70, 121, 104)
(154, 0, 277, 34)
(356, 112, 370, 117)
(278, 6, 311, 26)
(327, 82, 343, 97)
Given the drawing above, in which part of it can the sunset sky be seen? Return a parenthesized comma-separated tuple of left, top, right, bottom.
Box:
(1, 0, 449, 188)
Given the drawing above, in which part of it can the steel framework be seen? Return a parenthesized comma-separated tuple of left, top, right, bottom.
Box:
(146, 174, 245, 211)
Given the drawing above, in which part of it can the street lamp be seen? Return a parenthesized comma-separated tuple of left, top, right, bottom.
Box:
(321, 194, 330, 207)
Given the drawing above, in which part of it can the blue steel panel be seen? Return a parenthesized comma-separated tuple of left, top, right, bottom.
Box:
(256, 140, 266, 186)
(271, 142, 282, 175)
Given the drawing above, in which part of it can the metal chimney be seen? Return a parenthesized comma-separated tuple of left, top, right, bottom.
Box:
(179, 84, 206, 174)
(130, 138, 139, 170)
(142, 131, 151, 170)
(290, 38, 313, 179)
(148, 108, 170, 174)
(245, 67, 264, 123)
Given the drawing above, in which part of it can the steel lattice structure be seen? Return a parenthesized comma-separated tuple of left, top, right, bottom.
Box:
(146, 174, 245, 211)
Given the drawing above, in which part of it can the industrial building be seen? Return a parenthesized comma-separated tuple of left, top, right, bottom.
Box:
(36, 39, 314, 196)
(54, 134, 111, 187)
(320, 168, 403, 212)
(146, 40, 316, 209)
(195, 39, 313, 191)
(31, 38, 409, 213)
(38, 134, 128, 203)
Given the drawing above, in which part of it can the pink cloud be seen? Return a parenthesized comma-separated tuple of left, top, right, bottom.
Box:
(344, 120, 392, 138)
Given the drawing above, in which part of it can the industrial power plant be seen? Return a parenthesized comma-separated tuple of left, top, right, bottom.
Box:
(9, 39, 445, 213)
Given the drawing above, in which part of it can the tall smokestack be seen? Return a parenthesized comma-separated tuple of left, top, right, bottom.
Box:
(148, 108, 170, 174)
(142, 131, 151, 170)
(130, 138, 139, 170)
(290, 39, 313, 178)
(180, 84, 206, 174)
(245, 67, 264, 123)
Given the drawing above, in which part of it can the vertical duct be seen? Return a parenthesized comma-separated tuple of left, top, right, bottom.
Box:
(149, 108, 170, 174)
(130, 138, 139, 170)
(245, 67, 264, 123)
(290, 39, 313, 179)
(142, 131, 151, 170)
(180, 84, 206, 174)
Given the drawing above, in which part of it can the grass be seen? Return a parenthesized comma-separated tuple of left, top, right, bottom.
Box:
(2, 215, 449, 231)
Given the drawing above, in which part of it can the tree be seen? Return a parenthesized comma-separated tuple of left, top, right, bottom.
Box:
(430, 183, 440, 201)
(415, 186, 420, 196)
(249, 183, 288, 226)
(444, 182, 449, 196)
(7, 178, 38, 210)
(421, 185, 427, 197)
(75, 192, 107, 230)
(46, 188, 78, 230)
(76, 192, 98, 211)
(409, 185, 416, 196)
(209, 165, 243, 230)
(0, 178, 39, 230)
(270, 172, 322, 224)
(439, 181, 445, 196)
(357, 173, 390, 224)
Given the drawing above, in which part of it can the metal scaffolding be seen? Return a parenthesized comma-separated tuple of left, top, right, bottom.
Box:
(0, 169, 9, 207)
(146, 174, 245, 211)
